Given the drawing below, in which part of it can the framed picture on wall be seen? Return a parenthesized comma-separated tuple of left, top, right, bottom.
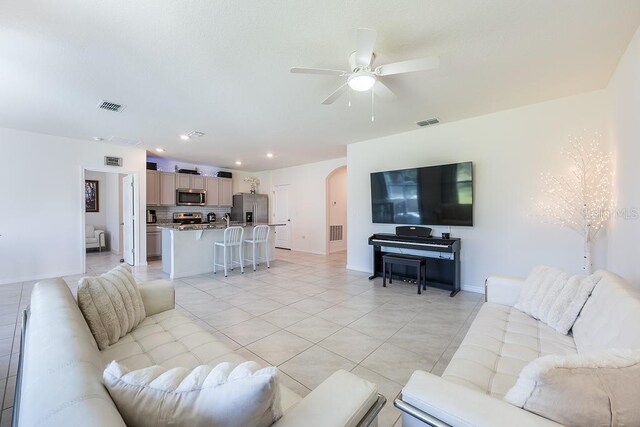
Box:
(85, 180, 99, 212)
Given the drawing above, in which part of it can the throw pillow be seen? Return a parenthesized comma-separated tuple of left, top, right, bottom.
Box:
(77, 263, 146, 350)
(504, 350, 640, 426)
(514, 265, 567, 317)
(103, 360, 282, 427)
(514, 266, 598, 335)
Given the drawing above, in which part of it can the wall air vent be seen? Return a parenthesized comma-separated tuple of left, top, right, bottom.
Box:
(97, 100, 126, 112)
(105, 156, 123, 167)
(187, 131, 206, 138)
(108, 136, 141, 146)
(330, 225, 343, 241)
(416, 118, 440, 127)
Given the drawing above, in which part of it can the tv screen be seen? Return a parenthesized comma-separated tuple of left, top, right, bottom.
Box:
(370, 162, 473, 226)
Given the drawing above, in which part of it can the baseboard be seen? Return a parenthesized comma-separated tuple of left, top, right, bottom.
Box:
(346, 264, 371, 273)
(462, 284, 485, 294)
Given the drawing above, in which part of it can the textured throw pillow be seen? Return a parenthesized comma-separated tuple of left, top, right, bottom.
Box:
(77, 263, 146, 349)
(514, 266, 598, 335)
(504, 350, 640, 426)
(103, 361, 282, 427)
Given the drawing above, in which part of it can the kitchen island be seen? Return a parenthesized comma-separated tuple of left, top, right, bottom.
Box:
(161, 223, 284, 279)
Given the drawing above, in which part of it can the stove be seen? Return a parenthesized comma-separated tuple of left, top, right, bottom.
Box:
(173, 212, 203, 225)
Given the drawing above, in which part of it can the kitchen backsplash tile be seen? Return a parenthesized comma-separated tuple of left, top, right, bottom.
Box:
(152, 205, 230, 223)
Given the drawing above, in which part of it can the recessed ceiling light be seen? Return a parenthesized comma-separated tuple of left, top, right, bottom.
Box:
(235, 161, 242, 166)
(179, 135, 189, 141)
(156, 148, 165, 152)
(266, 153, 274, 158)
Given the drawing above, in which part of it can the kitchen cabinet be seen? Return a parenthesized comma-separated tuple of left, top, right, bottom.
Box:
(176, 173, 191, 189)
(147, 226, 162, 259)
(205, 177, 220, 206)
(146, 171, 159, 206)
(147, 171, 230, 207)
(190, 175, 205, 190)
(219, 178, 233, 206)
(159, 172, 176, 206)
(176, 173, 205, 191)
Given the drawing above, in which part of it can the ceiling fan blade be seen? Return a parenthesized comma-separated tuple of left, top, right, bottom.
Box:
(321, 84, 348, 105)
(355, 28, 377, 67)
(375, 56, 440, 76)
(290, 67, 346, 76)
(374, 81, 396, 101)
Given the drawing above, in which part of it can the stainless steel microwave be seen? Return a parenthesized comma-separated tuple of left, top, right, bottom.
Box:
(176, 189, 206, 206)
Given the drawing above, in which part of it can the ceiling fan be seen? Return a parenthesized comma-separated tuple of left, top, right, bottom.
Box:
(290, 28, 440, 106)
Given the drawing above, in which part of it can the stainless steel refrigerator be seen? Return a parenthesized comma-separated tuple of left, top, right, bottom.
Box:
(231, 193, 269, 224)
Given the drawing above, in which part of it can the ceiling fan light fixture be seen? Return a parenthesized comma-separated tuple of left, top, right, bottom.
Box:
(348, 72, 376, 92)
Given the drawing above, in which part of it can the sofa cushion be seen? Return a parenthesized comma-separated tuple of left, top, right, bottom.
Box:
(100, 308, 303, 414)
(100, 309, 237, 369)
(504, 349, 640, 426)
(78, 264, 146, 350)
(103, 360, 282, 427)
(85, 225, 95, 237)
(442, 303, 577, 399)
(573, 270, 640, 354)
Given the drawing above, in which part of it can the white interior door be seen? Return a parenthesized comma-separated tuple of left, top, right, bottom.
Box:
(274, 184, 291, 249)
(122, 175, 135, 265)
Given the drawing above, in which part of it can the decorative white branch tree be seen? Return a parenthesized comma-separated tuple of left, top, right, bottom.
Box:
(534, 132, 613, 273)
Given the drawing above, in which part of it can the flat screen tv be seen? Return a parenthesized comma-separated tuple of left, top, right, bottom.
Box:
(370, 162, 473, 226)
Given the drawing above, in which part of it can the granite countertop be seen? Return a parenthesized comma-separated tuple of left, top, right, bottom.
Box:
(158, 222, 286, 231)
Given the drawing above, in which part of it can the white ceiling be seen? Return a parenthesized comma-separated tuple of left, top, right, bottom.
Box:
(1, 1, 639, 171)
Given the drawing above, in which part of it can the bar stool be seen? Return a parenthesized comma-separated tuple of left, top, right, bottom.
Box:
(213, 226, 244, 277)
(244, 225, 270, 271)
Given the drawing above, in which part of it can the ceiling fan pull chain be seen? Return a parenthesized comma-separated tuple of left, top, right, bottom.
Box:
(348, 87, 351, 107)
(371, 89, 375, 122)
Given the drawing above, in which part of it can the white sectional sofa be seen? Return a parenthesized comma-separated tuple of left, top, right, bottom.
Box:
(14, 278, 385, 427)
(395, 270, 640, 427)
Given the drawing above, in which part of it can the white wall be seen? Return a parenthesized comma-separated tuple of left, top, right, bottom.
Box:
(347, 91, 609, 291)
(606, 26, 640, 286)
(261, 157, 347, 255)
(0, 127, 147, 284)
(328, 166, 347, 253)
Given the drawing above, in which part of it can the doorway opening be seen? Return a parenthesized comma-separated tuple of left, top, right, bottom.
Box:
(326, 166, 347, 254)
(82, 169, 135, 274)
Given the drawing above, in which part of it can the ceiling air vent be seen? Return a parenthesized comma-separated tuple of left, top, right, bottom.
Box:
(97, 100, 126, 112)
(187, 131, 206, 138)
(416, 118, 440, 127)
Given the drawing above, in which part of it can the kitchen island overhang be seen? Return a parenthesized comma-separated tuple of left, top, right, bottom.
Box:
(161, 224, 285, 279)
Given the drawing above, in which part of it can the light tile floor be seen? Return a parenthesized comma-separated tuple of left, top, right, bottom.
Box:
(0, 249, 482, 427)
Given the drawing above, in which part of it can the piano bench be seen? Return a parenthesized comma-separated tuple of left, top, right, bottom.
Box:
(382, 254, 427, 295)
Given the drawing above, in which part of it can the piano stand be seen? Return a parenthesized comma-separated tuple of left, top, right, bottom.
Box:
(368, 233, 462, 297)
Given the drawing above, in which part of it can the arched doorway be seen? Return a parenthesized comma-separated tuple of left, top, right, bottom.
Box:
(326, 166, 347, 254)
